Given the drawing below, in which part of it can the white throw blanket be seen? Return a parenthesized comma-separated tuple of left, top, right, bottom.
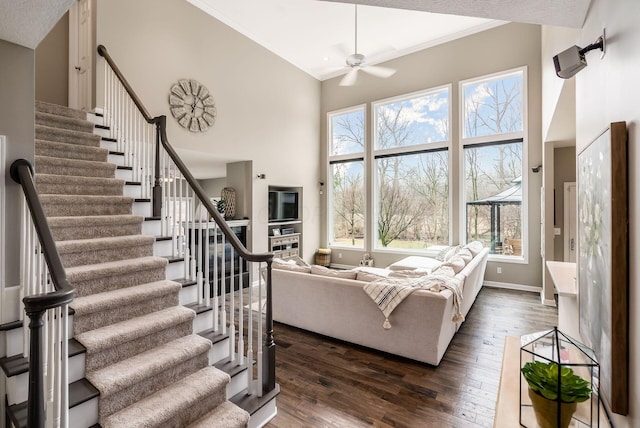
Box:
(363, 266, 465, 329)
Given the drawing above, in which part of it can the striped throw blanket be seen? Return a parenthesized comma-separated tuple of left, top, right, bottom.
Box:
(363, 266, 465, 329)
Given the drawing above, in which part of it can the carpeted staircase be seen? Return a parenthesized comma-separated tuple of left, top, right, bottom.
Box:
(33, 100, 249, 427)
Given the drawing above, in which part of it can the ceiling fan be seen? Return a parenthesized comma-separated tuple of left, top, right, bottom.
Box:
(340, 4, 396, 86)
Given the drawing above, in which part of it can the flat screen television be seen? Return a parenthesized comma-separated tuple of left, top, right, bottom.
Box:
(269, 190, 299, 222)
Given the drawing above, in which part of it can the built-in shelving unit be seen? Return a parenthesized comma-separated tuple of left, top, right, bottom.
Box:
(268, 185, 302, 260)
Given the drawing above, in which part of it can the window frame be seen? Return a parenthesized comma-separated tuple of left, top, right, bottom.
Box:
(458, 66, 529, 264)
(327, 104, 367, 250)
(371, 84, 453, 253)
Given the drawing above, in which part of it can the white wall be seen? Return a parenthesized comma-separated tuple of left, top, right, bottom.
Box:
(321, 22, 543, 287)
(95, 0, 321, 261)
(0, 39, 35, 292)
(575, 0, 639, 424)
(543, 0, 640, 423)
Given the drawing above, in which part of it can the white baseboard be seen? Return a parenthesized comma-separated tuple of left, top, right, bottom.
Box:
(483, 280, 542, 294)
(329, 263, 355, 270)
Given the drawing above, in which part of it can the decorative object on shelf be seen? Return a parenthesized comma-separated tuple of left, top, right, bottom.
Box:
(221, 187, 236, 220)
(360, 253, 373, 267)
(282, 227, 295, 235)
(315, 248, 331, 267)
(520, 327, 599, 428)
(216, 199, 226, 217)
(271, 228, 281, 236)
(577, 121, 628, 415)
(168, 79, 216, 132)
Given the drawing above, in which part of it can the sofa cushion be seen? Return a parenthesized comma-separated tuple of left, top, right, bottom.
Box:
(354, 266, 392, 282)
(272, 258, 312, 273)
(388, 268, 432, 278)
(387, 256, 443, 271)
(310, 265, 358, 280)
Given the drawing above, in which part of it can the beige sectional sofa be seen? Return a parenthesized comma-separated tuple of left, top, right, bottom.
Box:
(271, 245, 490, 366)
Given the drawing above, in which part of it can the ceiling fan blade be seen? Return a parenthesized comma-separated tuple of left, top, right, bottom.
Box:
(340, 68, 359, 86)
(362, 65, 396, 79)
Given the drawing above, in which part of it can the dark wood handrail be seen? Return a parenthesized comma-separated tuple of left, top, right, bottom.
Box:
(10, 159, 75, 428)
(156, 117, 273, 263)
(98, 45, 273, 264)
(10, 160, 76, 311)
(97, 45, 154, 123)
(98, 44, 276, 396)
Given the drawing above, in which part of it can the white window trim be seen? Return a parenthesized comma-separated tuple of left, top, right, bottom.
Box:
(371, 84, 453, 251)
(458, 66, 528, 264)
(327, 104, 367, 250)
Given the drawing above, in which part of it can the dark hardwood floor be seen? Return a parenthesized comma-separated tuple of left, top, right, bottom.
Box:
(265, 287, 558, 428)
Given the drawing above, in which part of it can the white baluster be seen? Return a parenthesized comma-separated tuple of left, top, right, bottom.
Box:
(229, 245, 235, 363)
(237, 257, 244, 365)
(257, 262, 263, 397)
(247, 260, 254, 394)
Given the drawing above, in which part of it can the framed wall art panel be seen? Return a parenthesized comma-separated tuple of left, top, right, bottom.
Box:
(577, 121, 628, 415)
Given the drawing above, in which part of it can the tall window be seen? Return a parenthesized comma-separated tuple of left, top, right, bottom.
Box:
(461, 68, 526, 257)
(373, 86, 451, 250)
(328, 107, 365, 248)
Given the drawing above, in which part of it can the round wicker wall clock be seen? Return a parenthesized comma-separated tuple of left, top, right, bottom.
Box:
(168, 79, 216, 132)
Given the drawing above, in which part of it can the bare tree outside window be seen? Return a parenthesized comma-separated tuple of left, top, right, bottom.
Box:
(462, 70, 525, 255)
(374, 88, 450, 249)
(329, 108, 365, 247)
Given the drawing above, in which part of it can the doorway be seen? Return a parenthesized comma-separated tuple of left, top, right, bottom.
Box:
(563, 182, 576, 262)
(68, 0, 93, 110)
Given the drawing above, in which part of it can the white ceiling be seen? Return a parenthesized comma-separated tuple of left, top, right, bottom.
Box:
(0, 0, 73, 49)
(187, 0, 591, 81)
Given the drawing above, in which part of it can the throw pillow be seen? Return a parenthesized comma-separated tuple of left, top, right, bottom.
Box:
(457, 248, 473, 264)
(443, 245, 460, 262)
(310, 265, 358, 280)
(272, 258, 311, 273)
(353, 266, 392, 282)
(442, 255, 465, 274)
(463, 241, 484, 257)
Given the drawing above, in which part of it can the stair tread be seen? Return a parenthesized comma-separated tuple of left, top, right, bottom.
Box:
(48, 214, 144, 227)
(7, 379, 100, 428)
(36, 124, 102, 146)
(36, 100, 86, 120)
(36, 111, 94, 132)
(99, 366, 229, 428)
(214, 358, 249, 378)
(57, 234, 155, 254)
(175, 277, 197, 287)
(66, 256, 168, 280)
(187, 400, 249, 428)
(36, 155, 116, 170)
(230, 384, 280, 416)
(87, 334, 212, 397)
(0, 319, 22, 331)
(184, 302, 214, 315)
(71, 280, 181, 316)
(1, 338, 85, 377)
(198, 328, 229, 345)
(36, 138, 108, 155)
(75, 306, 194, 354)
(36, 173, 124, 186)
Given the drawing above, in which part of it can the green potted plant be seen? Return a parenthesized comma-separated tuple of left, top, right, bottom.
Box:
(216, 199, 226, 216)
(521, 360, 592, 428)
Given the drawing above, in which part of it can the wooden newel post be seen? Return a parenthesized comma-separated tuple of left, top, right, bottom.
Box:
(26, 309, 46, 428)
(152, 116, 165, 217)
(262, 261, 276, 392)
